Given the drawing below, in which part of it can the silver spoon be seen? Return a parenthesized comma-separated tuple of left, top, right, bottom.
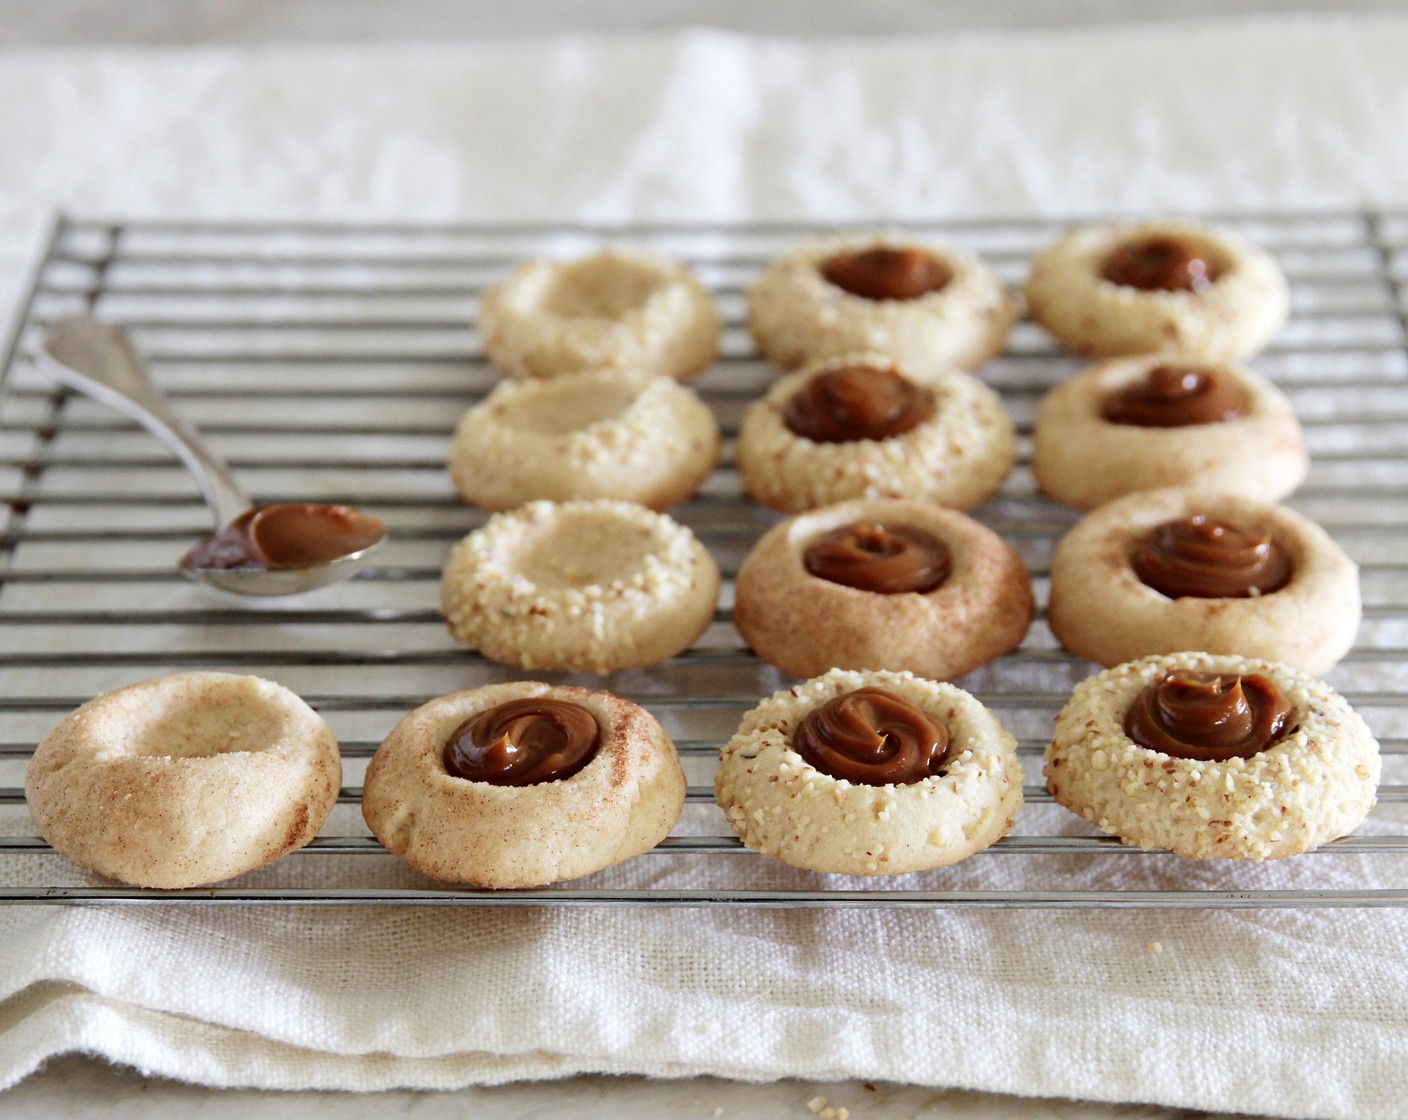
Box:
(38, 317, 387, 597)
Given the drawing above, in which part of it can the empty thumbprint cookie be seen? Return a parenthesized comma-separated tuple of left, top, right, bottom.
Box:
(24, 673, 340, 889)
(735, 353, 1016, 513)
(363, 683, 686, 886)
(1047, 489, 1359, 675)
(1032, 354, 1307, 509)
(746, 232, 1014, 379)
(1024, 220, 1289, 359)
(441, 499, 720, 673)
(733, 498, 1033, 680)
(448, 368, 720, 511)
(715, 668, 1023, 875)
(478, 248, 721, 381)
(1045, 652, 1379, 860)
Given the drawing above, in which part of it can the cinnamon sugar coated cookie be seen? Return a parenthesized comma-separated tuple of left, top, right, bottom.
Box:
(733, 498, 1033, 680)
(747, 232, 1014, 379)
(716, 669, 1023, 875)
(1047, 489, 1359, 674)
(1032, 354, 1307, 509)
(441, 499, 720, 673)
(362, 683, 686, 887)
(1045, 652, 1380, 860)
(735, 353, 1016, 513)
(448, 368, 720, 511)
(24, 673, 340, 888)
(478, 248, 721, 380)
(1024, 220, 1289, 359)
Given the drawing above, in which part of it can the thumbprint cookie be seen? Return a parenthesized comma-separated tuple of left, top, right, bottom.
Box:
(735, 352, 1016, 513)
(747, 232, 1014, 379)
(1032, 353, 1307, 509)
(363, 683, 685, 887)
(25, 673, 340, 889)
(715, 668, 1023, 875)
(1047, 489, 1359, 675)
(479, 248, 721, 381)
(1046, 652, 1379, 860)
(441, 499, 720, 674)
(1025, 220, 1289, 359)
(733, 498, 1033, 680)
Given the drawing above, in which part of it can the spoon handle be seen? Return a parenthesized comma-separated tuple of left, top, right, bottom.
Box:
(38, 317, 252, 528)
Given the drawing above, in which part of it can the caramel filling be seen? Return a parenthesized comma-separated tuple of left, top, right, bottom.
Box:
(181, 503, 385, 571)
(1132, 516, 1291, 599)
(820, 246, 951, 301)
(792, 687, 951, 786)
(1102, 236, 1220, 293)
(803, 523, 951, 594)
(1125, 670, 1297, 761)
(443, 698, 601, 786)
(1103, 365, 1250, 427)
(783, 366, 933, 444)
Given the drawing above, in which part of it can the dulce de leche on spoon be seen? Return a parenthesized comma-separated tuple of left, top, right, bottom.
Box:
(181, 503, 386, 572)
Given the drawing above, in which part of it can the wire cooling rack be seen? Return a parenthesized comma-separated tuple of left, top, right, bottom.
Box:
(1, 211, 1406, 908)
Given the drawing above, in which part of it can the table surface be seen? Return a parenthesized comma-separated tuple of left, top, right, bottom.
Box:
(7, 1055, 1242, 1119)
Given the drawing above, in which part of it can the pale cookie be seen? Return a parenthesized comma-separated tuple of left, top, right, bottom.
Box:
(441, 499, 720, 673)
(715, 668, 1023, 875)
(478, 248, 721, 380)
(746, 231, 1015, 380)
(733, 498, 1033, 680)
(25, 673, 340, 889)
(1024, 220, 1289, 359)
(1045, 652, 1380, 860)
(1032, 353, 1307, 510)
(1048, 489, 1359, 675)
(448, 368, 720, 511)
(735, 352, 1017, 513)
(362, 682, 686, 887)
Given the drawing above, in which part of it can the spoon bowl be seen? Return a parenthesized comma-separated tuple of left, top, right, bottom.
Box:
(39, 317, 388, 597)
(178, 543, 385, 597)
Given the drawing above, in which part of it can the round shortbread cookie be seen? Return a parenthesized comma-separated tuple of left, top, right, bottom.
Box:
(441, 499, 720, 674)
(715, 668, 1023, 875)
(1047, 489, 1360, 675)
(746, 232, 1015, 380)
(448, 368, 720, 511)
(1024, 220, 1289, 359)
(733, 498, 1034, 680)
(1032, 353, 1308, 510)
(362, 682, 686, 887)
(25, 673, 340, 889)
(1045, 652, 1380, 860)
(735, 353, 1017, 514)
(478, 248, 721, 381)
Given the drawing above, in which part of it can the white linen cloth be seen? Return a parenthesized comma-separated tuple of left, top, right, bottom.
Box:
(1, 16, 1407, 1118)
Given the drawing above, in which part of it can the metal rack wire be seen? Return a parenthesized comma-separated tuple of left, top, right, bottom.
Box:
(1, 211, 1405, 907)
